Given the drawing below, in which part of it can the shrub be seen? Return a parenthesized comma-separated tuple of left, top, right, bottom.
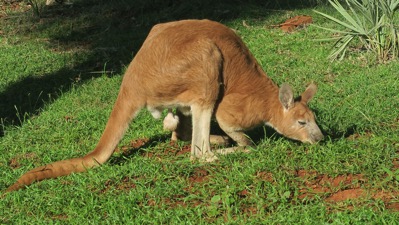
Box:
(314, 0, 399, 62)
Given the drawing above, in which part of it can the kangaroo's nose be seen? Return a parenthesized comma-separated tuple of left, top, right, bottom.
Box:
(312, 130, 324, 143)
(307, 125, 324, 144)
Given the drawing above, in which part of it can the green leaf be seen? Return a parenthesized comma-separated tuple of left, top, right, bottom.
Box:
(211, 195, 221, 203)
(328, 0, 367, 34)
(311, 24, 360, 35)
(283, 191, 291, 199)
(328, 35, 354, 61)
(314, 9, 359, 33)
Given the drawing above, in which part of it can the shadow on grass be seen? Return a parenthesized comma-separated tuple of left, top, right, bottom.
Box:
(324, 125, 358, 141)
(0, 0, 323, 136)
(107, 123, 287, 167)
(108, 134, 171, 165)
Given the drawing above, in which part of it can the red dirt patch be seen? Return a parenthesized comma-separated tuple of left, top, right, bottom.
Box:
(237, 189, 250, 197)
(297, 170, 367, 201)
(294, 169, 399, 211)
(99, 176, 139, 193)
(188, 168, 210, 184)
(393, 159, 399, 169)
(242, 204, 258, 216)
(326, 188, 365, 202)
(372, 190, 399, 201)
(115, 138, 149, 154)
(256, 171, 274, 183)
(176, 144, 191, 156)
(9, 152, 38, 169)
(346, 130, 373, 141)
(386, 202, 399, 211)
(275, 15, 313, 33)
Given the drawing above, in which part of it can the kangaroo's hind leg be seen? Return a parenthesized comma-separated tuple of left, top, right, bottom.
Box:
(190, 105, 216, 161)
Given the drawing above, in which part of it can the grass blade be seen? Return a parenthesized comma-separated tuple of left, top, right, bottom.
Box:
(313, 9, 360, 33)
(328, 34, 354, 61)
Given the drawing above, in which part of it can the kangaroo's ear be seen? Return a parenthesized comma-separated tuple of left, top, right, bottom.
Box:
(301, 83, 317, 104)
(279, 83, 294, 110)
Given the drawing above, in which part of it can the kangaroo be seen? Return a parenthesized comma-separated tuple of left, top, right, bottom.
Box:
(6, 19, 323, 192)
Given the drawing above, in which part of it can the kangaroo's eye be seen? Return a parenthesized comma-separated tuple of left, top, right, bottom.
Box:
(298, 121, 307, 126)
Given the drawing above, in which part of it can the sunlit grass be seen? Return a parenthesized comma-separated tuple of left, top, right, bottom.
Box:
(1, 0, 398, 223)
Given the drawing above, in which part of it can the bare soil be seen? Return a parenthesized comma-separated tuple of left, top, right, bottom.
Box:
(275, 15, 313, 33)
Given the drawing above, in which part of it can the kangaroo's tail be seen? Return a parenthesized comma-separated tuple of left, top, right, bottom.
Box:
(6, 86, 142, 192)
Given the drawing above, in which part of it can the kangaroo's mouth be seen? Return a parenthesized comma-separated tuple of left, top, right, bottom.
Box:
(308, 132, 324, 144)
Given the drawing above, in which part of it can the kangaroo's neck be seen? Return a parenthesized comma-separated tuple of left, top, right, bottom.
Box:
(257, 75, 284, 126)
(217, 33, 284, 129)
(221, 67, 284, 130)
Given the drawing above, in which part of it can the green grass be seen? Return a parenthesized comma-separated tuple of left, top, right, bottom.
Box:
(1, 0, 399, 224)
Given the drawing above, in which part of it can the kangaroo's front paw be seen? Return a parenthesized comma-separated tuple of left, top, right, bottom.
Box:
(215, 146, 251, 155)
(190, 151, 218, 162)
(209, 135, 231, 146)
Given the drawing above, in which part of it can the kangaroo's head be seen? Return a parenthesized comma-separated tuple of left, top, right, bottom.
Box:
(273, 83, 324, 144)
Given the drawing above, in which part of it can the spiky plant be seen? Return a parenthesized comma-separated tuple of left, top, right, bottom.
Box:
(314, 0, 399, 62)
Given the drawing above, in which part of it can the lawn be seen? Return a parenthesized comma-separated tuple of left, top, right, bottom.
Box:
(1, 0, 398, 224)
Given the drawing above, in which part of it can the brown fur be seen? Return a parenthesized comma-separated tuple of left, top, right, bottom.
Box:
(5, 19, 323, 192)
